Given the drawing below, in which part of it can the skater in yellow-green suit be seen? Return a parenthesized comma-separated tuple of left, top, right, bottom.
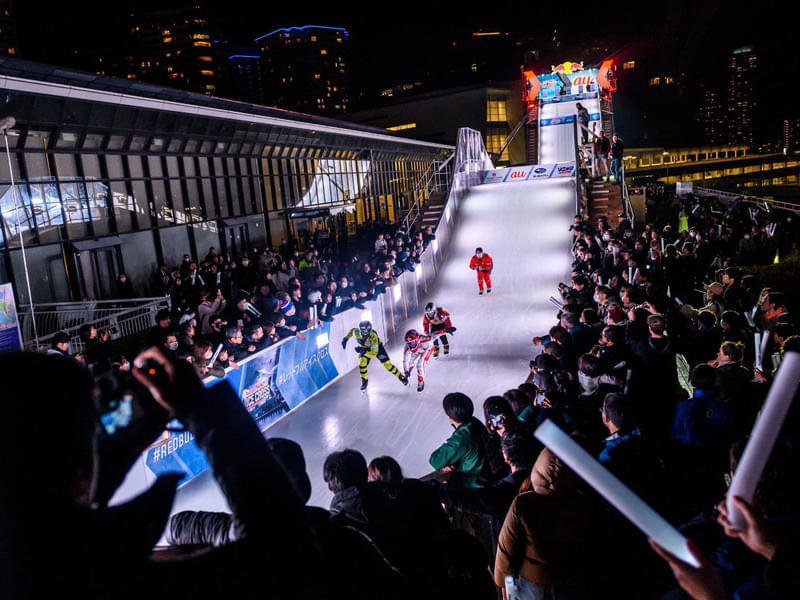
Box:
(342, 320, 408, 391)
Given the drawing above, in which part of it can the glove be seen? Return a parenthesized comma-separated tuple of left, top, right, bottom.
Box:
(446, 327, 456, 334)
(355, 346, 367, 355)
(341, 338, 348, 349)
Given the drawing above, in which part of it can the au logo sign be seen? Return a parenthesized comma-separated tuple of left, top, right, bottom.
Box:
(509, 170, 527, 179)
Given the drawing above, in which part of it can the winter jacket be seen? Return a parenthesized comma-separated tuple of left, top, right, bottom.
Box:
(429, 418, 487, 488)
(494, 448, 593, 586)
(469, 254, 493, 272)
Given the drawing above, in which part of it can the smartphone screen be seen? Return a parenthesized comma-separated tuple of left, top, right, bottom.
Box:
(100, 394, 133, 435)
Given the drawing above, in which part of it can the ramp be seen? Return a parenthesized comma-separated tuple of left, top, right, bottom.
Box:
(538, 93, 601, 163)
(164, 177, 576, 515)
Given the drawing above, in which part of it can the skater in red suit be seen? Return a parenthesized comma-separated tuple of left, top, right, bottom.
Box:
(469, 247, 493, 295)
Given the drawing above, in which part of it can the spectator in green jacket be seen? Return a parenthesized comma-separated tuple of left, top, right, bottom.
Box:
(429, 393, 488, 488)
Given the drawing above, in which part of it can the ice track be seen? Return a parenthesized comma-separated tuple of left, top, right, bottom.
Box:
(169, 177, 576, 513)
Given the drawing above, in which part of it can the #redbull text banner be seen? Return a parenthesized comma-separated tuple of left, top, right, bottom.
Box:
(144, 322, 339, 484)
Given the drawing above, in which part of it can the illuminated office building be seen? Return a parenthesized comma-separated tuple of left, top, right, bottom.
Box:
(257, 25, 350, 115)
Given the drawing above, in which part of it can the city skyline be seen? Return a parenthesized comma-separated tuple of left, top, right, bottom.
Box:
(4, 0, 795, 148)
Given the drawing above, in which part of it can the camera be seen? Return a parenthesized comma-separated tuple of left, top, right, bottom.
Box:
(488, 413, 505, 428)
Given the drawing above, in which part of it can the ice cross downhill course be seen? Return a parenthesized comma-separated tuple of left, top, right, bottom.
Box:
(171, 173, 577, 512)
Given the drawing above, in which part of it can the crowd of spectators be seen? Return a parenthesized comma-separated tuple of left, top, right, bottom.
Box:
(47, 223, 437, 381)
(8, 189, 800, 599)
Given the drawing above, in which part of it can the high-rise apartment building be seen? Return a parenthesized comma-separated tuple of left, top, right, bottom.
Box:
(727, 46, 757, 146)
(228, 51, 262, 105)
(128, 4, 221, 95)
(256, 25, 350, 115)
(698, 86, 725, 145)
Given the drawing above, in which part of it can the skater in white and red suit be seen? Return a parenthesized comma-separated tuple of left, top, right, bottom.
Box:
(403, 329, 437, 392)
(422, 302, 456, 358)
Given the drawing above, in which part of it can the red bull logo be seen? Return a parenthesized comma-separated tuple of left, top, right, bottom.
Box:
(551, 60, 584, 75)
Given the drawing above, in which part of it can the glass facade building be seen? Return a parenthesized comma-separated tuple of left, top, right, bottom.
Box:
(0, 57, 452, 304)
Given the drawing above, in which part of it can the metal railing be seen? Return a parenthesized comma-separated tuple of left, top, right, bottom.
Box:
(402, 154, 454, 231)
(620, 162, 634, 226)
(685, 185, 800, 214)
(19, 296, 170, 352)
(493, 112, 529, 164)
(573, 120, 585, 215)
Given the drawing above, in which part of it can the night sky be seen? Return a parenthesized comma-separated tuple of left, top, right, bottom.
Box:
(10, 0, 794, 124)
(15, 1, 790, 71)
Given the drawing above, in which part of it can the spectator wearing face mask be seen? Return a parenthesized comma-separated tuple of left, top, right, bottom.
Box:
(233, 257, 257, 295)
(115, 273, 135, 300)
(161, 331, 180, 355)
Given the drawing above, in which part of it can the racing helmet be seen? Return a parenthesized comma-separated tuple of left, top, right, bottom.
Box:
(405, 329, 420, 348)
(358, 320, 372, 337)
(424, 302, 436, 318)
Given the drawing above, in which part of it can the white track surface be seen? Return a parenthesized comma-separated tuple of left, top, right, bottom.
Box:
(168, 178, 576, 514)
(539, 95, 600, 163)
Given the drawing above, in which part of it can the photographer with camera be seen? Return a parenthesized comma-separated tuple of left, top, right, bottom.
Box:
(0, 348, 323, 598)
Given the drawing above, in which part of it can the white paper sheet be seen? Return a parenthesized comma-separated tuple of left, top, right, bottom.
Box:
(534, 419, 699, 566)
(726, 352, 800, 529)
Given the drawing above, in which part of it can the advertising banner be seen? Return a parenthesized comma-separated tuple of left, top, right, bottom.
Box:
(0, 283, 23, 353)
(144, 322, 338, 481)
(542, 92, 598, 104)
(482, 162, 576, 184)
(113, 131, 471, 501)
(539, 113, 600, 127)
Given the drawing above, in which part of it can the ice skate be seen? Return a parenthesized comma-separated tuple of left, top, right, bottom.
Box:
(417, 381, 424, 392)
(479, 290, 483, 295)
(399, 373, 409, 386)
(360, 378, 368, 391)
(487, 288, 491, 293)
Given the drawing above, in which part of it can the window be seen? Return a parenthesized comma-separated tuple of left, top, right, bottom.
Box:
(192, 34, 210, 40)
(386, 123, 417, 132)
(623, 61, 636, 69)
(198, 56, 212, 62)
(320, 49, 327, 55)
(193, 41, 211, 47)
(664, 76, 675, 84)
(200, 70, 215, 76)
(649, 77, 661, 86)
(486, 98, 507, 122)
(485, 129, 510, 162)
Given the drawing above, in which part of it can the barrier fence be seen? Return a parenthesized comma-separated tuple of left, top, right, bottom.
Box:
(112, 128, 489, 499)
